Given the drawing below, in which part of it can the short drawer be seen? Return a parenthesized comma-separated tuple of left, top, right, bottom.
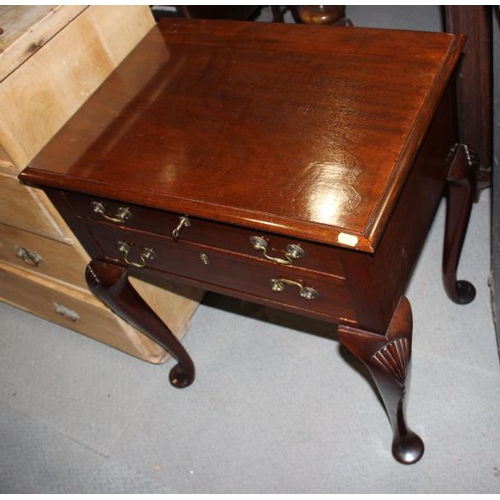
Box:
(63, 191, 344, 277)
(0, 173, 72, 242)
(86, 223, 354, 322)
(0, 263, 169, 364)
(0, 223, 88, 289)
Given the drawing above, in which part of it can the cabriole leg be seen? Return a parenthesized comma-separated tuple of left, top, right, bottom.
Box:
(85, 259, 195, 388)
(443, 143, 477, 304)
(338, 297, 424, 465)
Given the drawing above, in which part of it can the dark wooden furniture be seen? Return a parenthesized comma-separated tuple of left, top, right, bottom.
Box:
(20, 19, 475, 464)
(444, 6, 499, 361)
(444, 6, 493, 195)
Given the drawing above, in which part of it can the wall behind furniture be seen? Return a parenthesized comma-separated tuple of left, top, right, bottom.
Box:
(346, 5, 443, 32)
(491, 8, 499, 356)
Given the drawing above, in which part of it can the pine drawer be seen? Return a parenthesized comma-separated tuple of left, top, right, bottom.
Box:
(0, 173, 73, 242)
(0, 223, 88, 289)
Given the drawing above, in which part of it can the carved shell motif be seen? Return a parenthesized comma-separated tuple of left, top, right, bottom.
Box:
(370, 337, 410, 386)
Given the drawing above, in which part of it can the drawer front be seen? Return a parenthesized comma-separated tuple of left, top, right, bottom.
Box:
(64, 191, 344, 277)
(0, 263, 168, 364)
(0, 223, 88, 289)
(86, 223, 354, 321)
(0, 173, 71, 241)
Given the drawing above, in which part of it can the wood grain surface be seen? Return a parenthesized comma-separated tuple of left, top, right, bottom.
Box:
(22, 19, 465, 253)
(1, 5, 155, 169)
(0, 5, 86, 82)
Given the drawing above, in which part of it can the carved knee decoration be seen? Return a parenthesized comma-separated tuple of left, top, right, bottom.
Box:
(338, 297, 424, 464)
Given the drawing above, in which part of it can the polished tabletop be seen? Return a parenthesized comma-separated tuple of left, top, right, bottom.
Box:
(23, 19, 464, 252)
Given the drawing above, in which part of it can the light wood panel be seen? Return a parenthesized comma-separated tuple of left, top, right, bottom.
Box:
(130, 277, 205, 341)
(0, 5, 155, 169)
(0, 262, 170, 363)
(0, 172, 73, 242)
(0, 144, 16, 175)
(0, 6, 87, 82)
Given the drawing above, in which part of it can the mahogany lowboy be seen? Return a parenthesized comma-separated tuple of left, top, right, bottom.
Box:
(20, 20, 476, 464)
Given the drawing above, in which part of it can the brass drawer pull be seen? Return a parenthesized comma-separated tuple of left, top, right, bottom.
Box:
(118, 241, 156, 268)
(250, 236, 304, 265)
(15, 246, 43, 267)
(172, 216, 191, 241)
(91, 201, 131, 224)
(269, 278, 319, 300)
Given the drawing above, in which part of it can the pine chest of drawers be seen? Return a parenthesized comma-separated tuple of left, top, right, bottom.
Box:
(0, 6, 203, 362)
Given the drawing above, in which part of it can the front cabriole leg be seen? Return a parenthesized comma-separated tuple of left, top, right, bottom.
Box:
(338, 297, 424, 465)
(85, 259, 195, 388)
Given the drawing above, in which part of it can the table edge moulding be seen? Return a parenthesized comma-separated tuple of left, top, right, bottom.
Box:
(19, 19, 479, 465)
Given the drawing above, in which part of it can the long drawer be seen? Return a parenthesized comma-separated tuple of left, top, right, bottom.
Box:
(0, 223, 88, 289)
(63, 191, 345, 277)
(84, 222, 354, 322)
(0, 263, 169, 363)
